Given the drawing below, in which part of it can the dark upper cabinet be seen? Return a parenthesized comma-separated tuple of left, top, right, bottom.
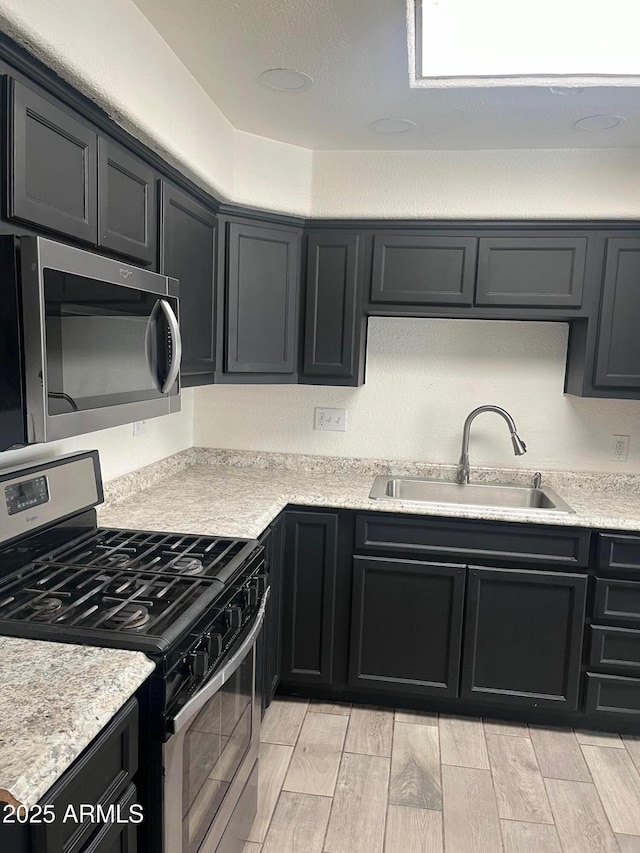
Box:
(593, 238, 640, 388)
(461, 566, 587, 710)
(98, 137, 156, 265)
(301, 230, 366, 386)
(476, 236, 586, 308)
(9, 78, 98, 244)
(222, 219, 300, 378)
(349, 556, 466, 698)
(565, 236, 640, 398)
(369, 232, 477, 306)
(280, 511, 339, 687)
(160, 181, 217, 386)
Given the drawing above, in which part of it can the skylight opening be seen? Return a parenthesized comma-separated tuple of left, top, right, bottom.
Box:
(410, 0, 640, 87)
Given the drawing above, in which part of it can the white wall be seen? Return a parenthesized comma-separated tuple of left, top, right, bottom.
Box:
(0, 390, 194, 482)
(193, 319, 640, 473)
(311, 148, 640, 219)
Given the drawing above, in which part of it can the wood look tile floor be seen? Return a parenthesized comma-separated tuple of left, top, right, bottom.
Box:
(247, 698, 640, 853)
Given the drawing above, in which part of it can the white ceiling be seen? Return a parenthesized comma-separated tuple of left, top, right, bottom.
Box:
(132, 0, 640, 151)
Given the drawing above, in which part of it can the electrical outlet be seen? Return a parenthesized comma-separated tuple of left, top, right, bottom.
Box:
(133, 420, 146, 437)
(610, 434, 629, 462)
(314, 407, 347, 432)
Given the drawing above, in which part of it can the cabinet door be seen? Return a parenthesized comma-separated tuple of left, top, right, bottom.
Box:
(98, 137, 157, 265)
(224, 221, 300, 375)
(476, 236, 586, 308)
(261, 516, 284, 709)
(301, 230, 365, 385)
(370, 232, 477, 306)
(281, 511, 338, 687)
(594, 239, 640, 388)
(349, 556, 466, 698)
(462, 567, 587, 709)
(160, 182, 217, 386)
(10, 79, 97, 243)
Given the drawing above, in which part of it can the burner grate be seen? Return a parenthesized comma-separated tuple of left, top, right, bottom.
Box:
(0, 563, 220, 635)
(37, 528, 250, 580)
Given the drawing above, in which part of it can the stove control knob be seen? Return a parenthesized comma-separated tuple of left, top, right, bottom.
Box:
(206, 632, 223, 659)
(244, 582, 258, 607)
(227, 606, 242, 629)
(254, 574, 268, 596)
(188, 649, 207, 679)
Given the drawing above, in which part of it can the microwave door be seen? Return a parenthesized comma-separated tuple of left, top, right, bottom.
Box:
(145, 299, 183, 394)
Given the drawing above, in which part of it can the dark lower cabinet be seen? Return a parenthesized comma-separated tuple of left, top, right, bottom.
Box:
(261, 515, 284, 710)
(0, 698, 140, 853)
(221, 219, 301, 379)
(98, 137, 156, 265)
(349, 556, 465, 698)
(10, 78, 98, 244)
(461, 567, 587, 709)
(300, 230, 366, 386)
(280, 511, 338, 687)
(160, 181, 217, 385)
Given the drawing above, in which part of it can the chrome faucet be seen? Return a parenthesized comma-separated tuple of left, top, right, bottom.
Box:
(455, 405, 527, 485)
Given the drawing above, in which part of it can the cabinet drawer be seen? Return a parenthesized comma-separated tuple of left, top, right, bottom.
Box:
(35, 698, 138, 853)
(589, 625, 640, 672)
(594, 578, 640, 625)
(597, 533, 640, 577)
(585, 673, 640, 716)
(355, 514, 590, 568)
(80, 784, 138, 853)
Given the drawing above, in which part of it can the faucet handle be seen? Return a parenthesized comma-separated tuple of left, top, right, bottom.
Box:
(533, 472, 542, 489)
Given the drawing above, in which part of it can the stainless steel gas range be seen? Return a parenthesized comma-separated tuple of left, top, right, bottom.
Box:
(0, 450, 268, 853)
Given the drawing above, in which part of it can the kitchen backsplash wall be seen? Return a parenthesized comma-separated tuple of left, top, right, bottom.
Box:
(193, 318, 640, 474)
(0, 390, 194, 482)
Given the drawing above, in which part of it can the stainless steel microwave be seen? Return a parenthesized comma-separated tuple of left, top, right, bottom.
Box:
(0, 236, 181, 449)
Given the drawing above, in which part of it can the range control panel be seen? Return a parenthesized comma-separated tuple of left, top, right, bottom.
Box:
(5, 476, 49, 516)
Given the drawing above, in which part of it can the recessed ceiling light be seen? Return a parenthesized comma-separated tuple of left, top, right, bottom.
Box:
(574, 114, 626, 130)
(370, 118, 417, 134)
(549, 86, 585, 95)
(259, 69, 313, 92)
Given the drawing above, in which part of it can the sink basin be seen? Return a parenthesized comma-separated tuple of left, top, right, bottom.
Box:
(369, 476, 575, 514)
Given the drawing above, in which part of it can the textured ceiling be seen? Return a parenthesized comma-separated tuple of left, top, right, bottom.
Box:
(131, 0, 640, 150)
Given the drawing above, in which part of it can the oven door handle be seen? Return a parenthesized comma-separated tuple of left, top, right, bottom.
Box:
(169, 587, 270, 735)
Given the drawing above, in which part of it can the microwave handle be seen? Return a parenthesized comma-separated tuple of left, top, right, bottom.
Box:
(145, 299, 182, 394)
(158, 299, 182, 393)
(169, 587, 270, 736)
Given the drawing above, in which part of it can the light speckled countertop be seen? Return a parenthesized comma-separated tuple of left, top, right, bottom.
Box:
(99, 449, 640, 537)
(0, 638, 154, 807)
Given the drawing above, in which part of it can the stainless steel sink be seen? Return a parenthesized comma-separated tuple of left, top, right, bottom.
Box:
(369, 476, 575, 514)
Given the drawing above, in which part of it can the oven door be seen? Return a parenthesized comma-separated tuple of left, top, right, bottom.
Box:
(163, 590, 268, 853)
(19, 237, 182, 443)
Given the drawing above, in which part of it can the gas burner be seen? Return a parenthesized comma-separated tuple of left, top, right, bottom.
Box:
(172, 557, 204, 576)
(32, 597, 63, 619)
(102, 554, 133, 569)
(106, 603, 150, 631)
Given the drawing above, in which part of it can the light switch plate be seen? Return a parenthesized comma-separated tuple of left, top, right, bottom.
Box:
(314, 408, 347, 432)
(133, 420, 147, 437)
